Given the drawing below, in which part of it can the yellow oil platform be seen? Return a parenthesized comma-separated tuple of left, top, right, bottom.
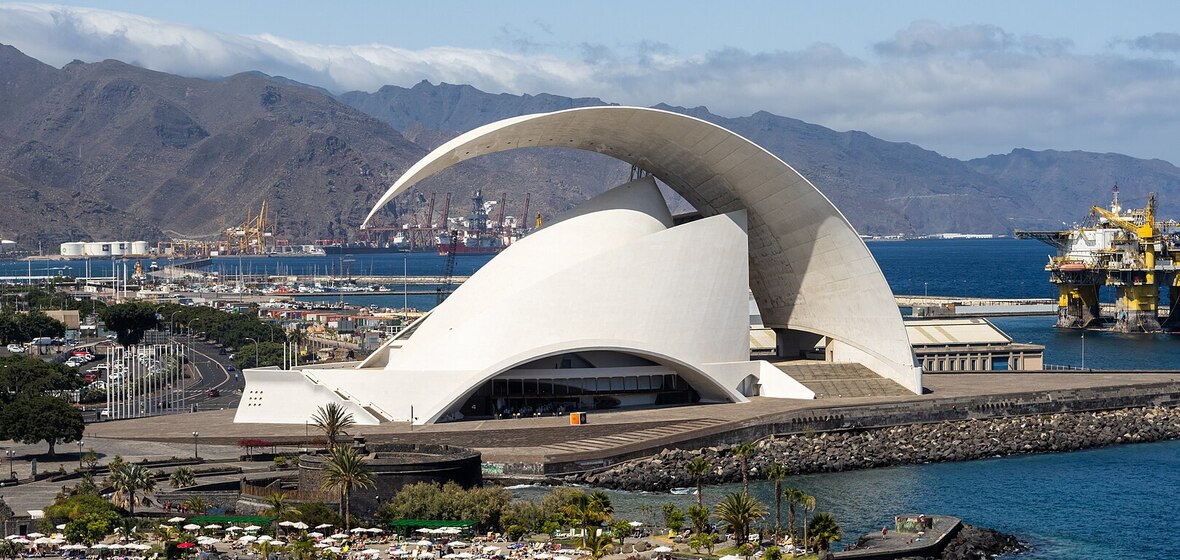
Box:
(1017, 186, 1180, 333)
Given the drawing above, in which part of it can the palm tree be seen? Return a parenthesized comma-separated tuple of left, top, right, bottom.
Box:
(766, 463, 787, 539)
(319, 446, 374, 530)
(561, 492, 610, 545)
(583, 532, 615, 560)
(264, 491, 293, 521)
(713, 492, 767, 546)
(686, 504, 710, 534)
(807, 512, 841, 553)
(800, 493, 816, 552)
(685, 457, 710, 508)
(588, 490, 614, 520)
(182, 496, 209, 515)
(781, 487, 804, 542)
(311, 402, 355, 449)
(168, 466, 196, 489)
(731, 443, 756, 494)
(109, 463, 156, 515)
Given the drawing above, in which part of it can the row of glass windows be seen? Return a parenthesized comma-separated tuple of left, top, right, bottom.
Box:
(490, 374, 681, 397)
(921, 355, 1020, 372)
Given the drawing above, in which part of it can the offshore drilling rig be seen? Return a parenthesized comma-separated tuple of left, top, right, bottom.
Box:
(1017, 186, 1180, 333)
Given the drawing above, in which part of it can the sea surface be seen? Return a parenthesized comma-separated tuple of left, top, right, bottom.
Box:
(513, 439, 1180, 558)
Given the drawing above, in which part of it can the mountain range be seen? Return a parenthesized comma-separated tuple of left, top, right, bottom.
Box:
(0, 43, 1178, 248)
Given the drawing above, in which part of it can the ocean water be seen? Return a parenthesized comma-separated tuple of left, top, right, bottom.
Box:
(513, 439, 1180, 558)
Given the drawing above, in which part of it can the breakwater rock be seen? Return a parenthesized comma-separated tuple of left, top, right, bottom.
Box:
(571, 406, 1180, 491)
(937, 525, 1026, 559)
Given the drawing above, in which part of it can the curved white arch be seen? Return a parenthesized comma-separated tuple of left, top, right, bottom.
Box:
(366, 106, 920, 391)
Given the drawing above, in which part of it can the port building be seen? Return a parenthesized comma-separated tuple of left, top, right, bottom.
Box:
(236, 106, 923, 425)
(906, 318, 1044, 372)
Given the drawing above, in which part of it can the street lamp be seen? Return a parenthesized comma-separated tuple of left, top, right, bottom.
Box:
(245, 337, 259, 368)
(5, 450, 13, 479)
(1081, 330, 1086, 370)
(170, 311, 181, 336)
(77, 440, 84, 471)
(192, 431, 199, 459)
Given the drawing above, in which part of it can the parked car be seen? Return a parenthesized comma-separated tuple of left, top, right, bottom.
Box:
(6, 344, 24, 353)
(226, 364, 235, 372)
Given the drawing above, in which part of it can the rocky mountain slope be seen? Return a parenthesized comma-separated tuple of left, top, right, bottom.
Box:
(2, 43, 1179, 247)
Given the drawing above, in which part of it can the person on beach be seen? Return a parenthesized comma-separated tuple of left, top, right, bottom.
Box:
(881, 526, 888, 538)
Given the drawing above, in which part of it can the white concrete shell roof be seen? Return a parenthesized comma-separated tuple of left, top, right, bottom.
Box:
(365, 106, 920, 392)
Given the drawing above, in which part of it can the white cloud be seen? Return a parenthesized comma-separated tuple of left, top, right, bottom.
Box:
(3, 4, 1180, 164)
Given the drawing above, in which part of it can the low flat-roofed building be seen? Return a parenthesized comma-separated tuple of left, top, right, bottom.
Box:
(907, 317, 1044, 372)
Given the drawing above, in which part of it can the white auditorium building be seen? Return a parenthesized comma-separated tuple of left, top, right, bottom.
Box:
(235, 107, 922, 426)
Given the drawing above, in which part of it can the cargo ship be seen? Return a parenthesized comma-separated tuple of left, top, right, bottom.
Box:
(438, 189, 512, 256)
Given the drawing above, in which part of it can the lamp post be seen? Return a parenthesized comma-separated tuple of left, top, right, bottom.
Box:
(245, 337, 259, 368)
(5, 450, 13, 479)
(77, 440, 84, 471)
(170, 311, 181, 337)
(924, 282, 929, 297)
(1081, 331, 1086, 370)
(192, 431, 199, 459)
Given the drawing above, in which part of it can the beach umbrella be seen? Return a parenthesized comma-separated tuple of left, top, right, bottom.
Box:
(331, 533, 349, 539)
(629, 522, 643, 527)
(245, 525, 263, 532)
(176, 542, 196, 549)
(388, 550, 407, 556)
(416, 540, 433, 546)
(169, 517, 186, 523)
(256, 535, 274, 543)
(366, 528, 383, 533)
(327, 546, 342, 553)
(238, 535, 257, 542)
(204, 524, 223, 530)
(271, 540, 286, 546)
(55, 524, 66, 530)
(554, 555, 572, 560)
(9, 538, 29, 545)
(652, 546, 673, 553)
(320, 538, 336, 545)
(416, 529, 433, 534)
(226, 526, 243, 532)
(482, 546, 500, 553)
(316, 524, 334, 529)
(292, 522, 309, 530)
(308, 532, 324, 538)
(183, 524, 201, 531)
(448, 541, 467, 548)
(25, 533, 43, 538)
(33, 537, 53, 545)
(351, 527, 368, 533)
(278, 521, 295, 527)
(314, 543, 331, 549)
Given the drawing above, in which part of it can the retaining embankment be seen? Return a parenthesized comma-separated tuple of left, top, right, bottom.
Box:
(571, 403, 1180, 491)
(540, 380, 1180, 479)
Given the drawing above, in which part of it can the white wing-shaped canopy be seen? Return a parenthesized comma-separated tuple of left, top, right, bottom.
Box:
(366, 106, 920, 392)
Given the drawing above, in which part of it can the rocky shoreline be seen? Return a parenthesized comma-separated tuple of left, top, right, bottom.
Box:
(569, 405, 1180, 491)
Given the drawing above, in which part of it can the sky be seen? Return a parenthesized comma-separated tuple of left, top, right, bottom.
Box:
(2, 1, 1180, 164)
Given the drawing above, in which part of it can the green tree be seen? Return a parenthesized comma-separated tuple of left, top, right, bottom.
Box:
(99, 303, 160, 346)
(0, 394, 83, 456)
(763, 546, 782, 560)
(43, 492, 121, 544)
(766, 463, 788, 539)
(311, 402, 355, 449)
(714, 492, 767, 546)
(0, 355, 83, 399)
(807, 512, 841, 553)
(685, 457, 710, 508)
(109, 463, 156, 515)
(688, 532, 718, 554)
(294, 501, 342, 530)
(731, 443, 756, 494)
(168, 466, 196, 488)
(584, 531, 615, 560)
(182, 496, 209, 515)
(687, 504, 710, 534)
(319, 446, 374, 530)
(377, 481, 510, 533)
(0, 539, 21, 559)
(781, 487, 806, 543)
(65, 511, 120, 544)
(264, 491, 294, 520)
(237, 342, 287, 369)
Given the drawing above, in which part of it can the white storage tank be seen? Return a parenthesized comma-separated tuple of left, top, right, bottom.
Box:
(130, 241, 150, 255)
(84, 242, 111, 257)
(110, 241, 128, 256)
(60, 242, 85, 256)
(0, 240, 16, 254)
